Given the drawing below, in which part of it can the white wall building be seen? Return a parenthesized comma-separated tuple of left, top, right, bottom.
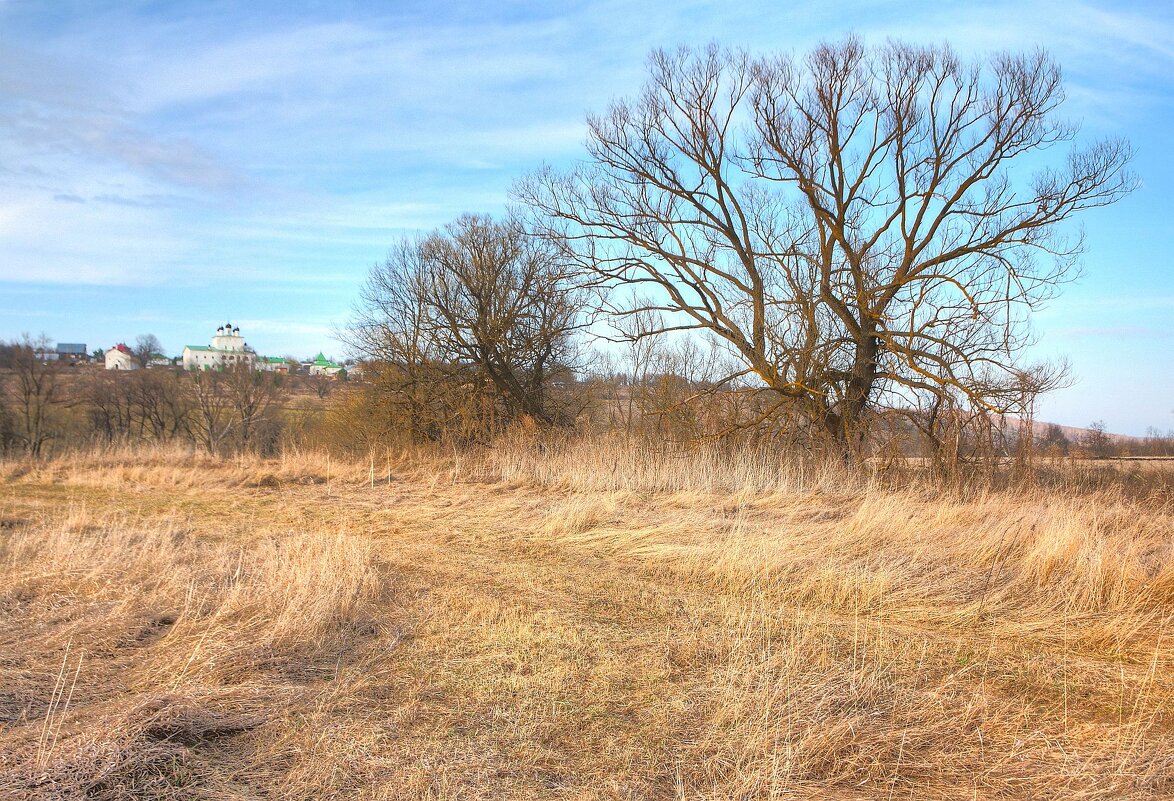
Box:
(307, 352, 345, 377)
(105, 343, 139, 370)
(182, 323, 258, 370)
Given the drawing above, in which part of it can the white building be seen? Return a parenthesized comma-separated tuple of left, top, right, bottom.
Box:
(105, 343, 139, 370)
(307, 352, 345, 377)
(182, 323, 257, 370)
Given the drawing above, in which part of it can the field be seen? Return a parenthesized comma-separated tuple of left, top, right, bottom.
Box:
(1, 443, 1171, 800)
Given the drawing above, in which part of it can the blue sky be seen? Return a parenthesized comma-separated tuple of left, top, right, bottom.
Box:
(1, 0, 1171, 434)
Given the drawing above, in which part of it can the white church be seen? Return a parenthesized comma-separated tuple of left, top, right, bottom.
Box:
(182, 323, 286, 372)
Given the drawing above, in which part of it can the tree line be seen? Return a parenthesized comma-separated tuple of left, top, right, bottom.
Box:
(0, 336, 289, 457)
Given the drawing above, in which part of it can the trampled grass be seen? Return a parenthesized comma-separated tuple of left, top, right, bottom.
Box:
(0, 442, 1170, 799)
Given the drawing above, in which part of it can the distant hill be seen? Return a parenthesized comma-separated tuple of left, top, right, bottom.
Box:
(998, 418, 1144, 445)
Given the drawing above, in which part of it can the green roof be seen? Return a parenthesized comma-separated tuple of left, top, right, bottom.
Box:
(185, 345, 255, 354)
(312, 352, 343, 367)
(264, 356, 286, 363)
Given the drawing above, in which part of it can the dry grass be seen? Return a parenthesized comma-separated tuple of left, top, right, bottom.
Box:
(0, 441, 1170, 799)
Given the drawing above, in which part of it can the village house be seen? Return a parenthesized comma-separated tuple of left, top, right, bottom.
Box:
(307, 352, 345, 377)
(259, 356, 290, 373)
(56, 343, 88, 363)
(104, 343, 138, 370)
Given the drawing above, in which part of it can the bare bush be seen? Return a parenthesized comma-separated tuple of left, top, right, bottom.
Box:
(0, 335, 65, 456)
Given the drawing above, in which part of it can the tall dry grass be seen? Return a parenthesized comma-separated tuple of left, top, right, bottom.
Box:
(0, 485, 394, 798)
(0, 440, 1171, 798)
(491, 434, 1174, 653)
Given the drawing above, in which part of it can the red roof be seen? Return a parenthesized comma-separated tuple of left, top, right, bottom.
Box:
(113, 343, 132, 354)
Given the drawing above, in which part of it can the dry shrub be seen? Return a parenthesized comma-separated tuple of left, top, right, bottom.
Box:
(485, 428, 858, 495)
(7, 691, 265, 800)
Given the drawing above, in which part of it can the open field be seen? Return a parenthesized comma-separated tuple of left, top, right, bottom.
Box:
(1, 444, 1171, 799)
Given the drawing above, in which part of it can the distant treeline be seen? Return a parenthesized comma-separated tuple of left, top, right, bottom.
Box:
(3, 337, 1170, 473)
(0, 338, 326, 457)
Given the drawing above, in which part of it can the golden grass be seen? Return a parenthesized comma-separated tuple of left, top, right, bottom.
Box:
(0, 442, 1170, 799)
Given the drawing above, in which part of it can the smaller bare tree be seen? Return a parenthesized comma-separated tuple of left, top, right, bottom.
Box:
(1083, 420, 1114, 460)
(1037, 423, 1070, 457)
(84, 370, 135, 443)
(186, 369, 236, 454)
(0, 335, 65, 456)
(223, 365, 285, 451)
(133, 334, 164, 368)
(347, 213, 589, 437)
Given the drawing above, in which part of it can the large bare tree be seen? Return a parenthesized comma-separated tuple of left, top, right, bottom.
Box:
(519, 40, 1134, 456)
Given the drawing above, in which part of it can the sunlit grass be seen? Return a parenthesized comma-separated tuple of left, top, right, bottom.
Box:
(1, 444, 1170, 799)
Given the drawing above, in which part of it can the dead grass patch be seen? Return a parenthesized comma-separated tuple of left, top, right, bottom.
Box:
(0, 444, 1170, 799)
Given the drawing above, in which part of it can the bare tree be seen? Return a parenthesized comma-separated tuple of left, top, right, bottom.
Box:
(84, 371, 135, 443)
(1083, 420, 1114, 460)
(186, 369, 235, 454)
(1037, 423, 1070, 457)
(612, 302, 664, 437)
(133, 334, 164, 368)
(83, 369, 191, 445)
(223, 365, 285, 451)
(307, 373, 334, 400)
(346, 237, 470, 440)
(0, 402, 16, 454)
(519, 40, 1134, 458)
(0, 335, 65, 456)
(423, 214, 588, 425)
(347, 214, 588, 433)
(130, 370, 191, 442)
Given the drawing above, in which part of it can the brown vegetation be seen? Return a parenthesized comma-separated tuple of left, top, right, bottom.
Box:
(1, 443, 1170, 799)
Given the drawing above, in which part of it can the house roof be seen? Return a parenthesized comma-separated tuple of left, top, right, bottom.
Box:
(184, 345, 255, 354)
(312, 352, 343, 367)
